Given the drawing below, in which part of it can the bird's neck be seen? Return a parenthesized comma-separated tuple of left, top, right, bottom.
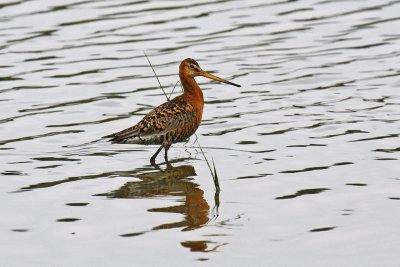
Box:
(180, 75, 204, 113)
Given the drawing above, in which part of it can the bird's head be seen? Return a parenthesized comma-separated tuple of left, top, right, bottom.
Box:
(179, 58, 241, 87)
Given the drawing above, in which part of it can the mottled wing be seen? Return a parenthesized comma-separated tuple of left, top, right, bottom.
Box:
(104, 96, 198, 145)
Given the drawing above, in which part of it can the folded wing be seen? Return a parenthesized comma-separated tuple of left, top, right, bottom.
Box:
(103, 96, 198, 145)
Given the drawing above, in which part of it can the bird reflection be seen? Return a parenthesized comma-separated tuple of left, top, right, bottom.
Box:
(109, 164, 210, 231)
(181, 240, 227, 253)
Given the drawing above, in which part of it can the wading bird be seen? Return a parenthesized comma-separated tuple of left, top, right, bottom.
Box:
(104, 58, 240, 165)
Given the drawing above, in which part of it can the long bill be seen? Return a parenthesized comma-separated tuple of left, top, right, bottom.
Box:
(199, 70, 241, 87)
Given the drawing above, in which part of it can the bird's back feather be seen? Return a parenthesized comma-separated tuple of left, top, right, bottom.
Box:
(103, 95, 199, 145)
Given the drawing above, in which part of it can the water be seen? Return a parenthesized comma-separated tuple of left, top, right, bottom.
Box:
(1, 0, 400, 265)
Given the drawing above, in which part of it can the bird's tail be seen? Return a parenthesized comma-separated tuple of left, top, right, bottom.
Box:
(102, 133, 116, 139)
(102, 133, 119, 143)
(102, 126, 140, 144)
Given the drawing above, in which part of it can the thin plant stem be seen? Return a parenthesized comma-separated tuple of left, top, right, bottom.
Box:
(143, 51, 169, 101)
(176, 77, 221, 192)
(169, 81, 181, 99)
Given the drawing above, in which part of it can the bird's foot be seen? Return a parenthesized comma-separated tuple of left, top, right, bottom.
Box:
(165, 161, 172, 169)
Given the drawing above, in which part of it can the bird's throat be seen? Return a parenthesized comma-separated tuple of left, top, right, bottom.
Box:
(181, 76, 204, 121)
(181, 77, 203, 101)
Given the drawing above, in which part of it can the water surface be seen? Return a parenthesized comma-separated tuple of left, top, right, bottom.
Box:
(1, 0, 400, 266)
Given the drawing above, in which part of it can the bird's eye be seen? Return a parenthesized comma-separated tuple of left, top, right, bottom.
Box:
(190, 64, 195, 69)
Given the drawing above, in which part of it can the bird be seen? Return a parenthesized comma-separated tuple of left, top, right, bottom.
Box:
(103, 58, 241, 165)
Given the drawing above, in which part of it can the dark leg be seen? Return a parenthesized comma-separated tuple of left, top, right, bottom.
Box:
(150, 145, 164, 165)
(164, 143, 172, 167)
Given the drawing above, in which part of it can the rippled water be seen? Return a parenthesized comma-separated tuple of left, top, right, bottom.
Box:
(1, 0, 400, 265)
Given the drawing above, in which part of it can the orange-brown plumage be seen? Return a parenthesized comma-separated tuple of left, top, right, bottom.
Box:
(104, 58, 240, 165)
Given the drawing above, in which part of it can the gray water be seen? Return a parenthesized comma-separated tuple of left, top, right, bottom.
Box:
(1, 0, 400, 266)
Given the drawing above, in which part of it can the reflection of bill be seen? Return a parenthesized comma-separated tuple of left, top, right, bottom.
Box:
(111, 165, 209, 231)
(181, 240, 227, 253)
